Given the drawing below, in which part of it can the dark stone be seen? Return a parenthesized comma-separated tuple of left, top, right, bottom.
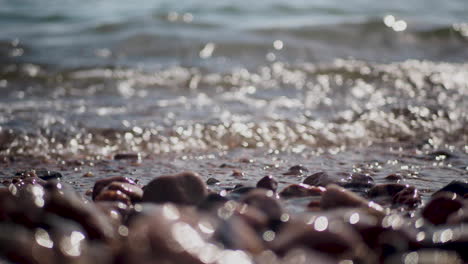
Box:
(114, 153, 141, 160)
(433, 180, 468, 197)
(385, 174, 402, 181)
(279, 184, 325, 198)
(256, 175, 278, 192)
(240, 189, 283, 221)
(271, 219, 374, 262)
(283, 165, 309, 176)
(368, 184, 409, 198)
(43, 180, 116, 242)
(422, 193, 464, 225)
(123, 206, 207, 264)
(95, 189, 132, 206)
(303, 172, 334, 187)
(106, 182, 143, 203)
(142, 171, 208, 206)
(206, 177, 220, 185)
(341, 173, 374, 189)
(321, 185, 384, 216)
(392, 186, 421, 208)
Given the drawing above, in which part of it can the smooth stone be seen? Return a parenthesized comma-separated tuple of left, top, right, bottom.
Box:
(95, 189, 132, 206)
(385, 174, 403, 181)
(283, 165, 309, 176)
(321, 184, 384, 216)
(124, 206, 206, 264)
(214, 216, 265, 254)
(271, 218, 374, 262)
(92, 176, 137, 200)
(303, 172, 334, 187)
(422, 193, 464, 225)
(142, 171, 208, 206)
(256, 175, 278, 192)
(279, 184, 325, 198)
(392, 186, 421, 208)
(106, 182, 143, 203)
(341, 173, 374, 189)
(240, 189, 283, 222)
(368, 184, 408, 198)
(113, 153, 141, 160)
(43, 180, 117, 241)
(206, 177, 220, 185)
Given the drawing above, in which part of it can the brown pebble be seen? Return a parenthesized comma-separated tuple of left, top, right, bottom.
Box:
(106, 182, 143, 203)
(232, 169, 244, 178)
(392, 186, 421, 208)
(368, 183, 409, 198)
(114, 153, 141, 160)
(95, 189, 132, 206)
(422, 193, 464, 225)
(385, 174, 402, 181)
(271, 218, 374, 262)
(240, 189, 283, 221)
(92, 176, 137, 200)
(206, 177, 220, 185)
(279, 184, 325, 198)
(256, 175, 278, 192)
(283, 165, 309, 176)
(83, 172, 94, 177)
(303, 171, 334, 186)
(321, 184, 384, 216)
(142, 171, 208, 205)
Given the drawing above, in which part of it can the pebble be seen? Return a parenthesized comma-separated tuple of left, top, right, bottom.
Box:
(321, 184, 384, 216)
(206, 177, 220, 185)
(303, 171, 335, 186)
(114, 153, 141, 160)
(279, 184, 325, 198)
(92, 176, 137, 200)
(283, 165, 309, 176)
(422, 193, 464, 225)
(256, 175, 278, 192)
(142, 171, 208, 205)
(240, 189, 283, 222)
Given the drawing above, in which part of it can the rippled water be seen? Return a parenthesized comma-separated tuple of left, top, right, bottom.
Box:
(0, 1, 467, 189)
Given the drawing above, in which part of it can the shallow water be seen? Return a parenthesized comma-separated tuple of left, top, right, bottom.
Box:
(0, 1, 467, 190)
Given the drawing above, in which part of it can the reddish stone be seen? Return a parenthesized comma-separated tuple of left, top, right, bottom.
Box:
(256, 175, 278, 192)
(142, 171, 208, 206)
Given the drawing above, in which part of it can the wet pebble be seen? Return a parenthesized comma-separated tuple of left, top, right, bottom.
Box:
(113, 153, 141, 160)
(385, 174, 403, 181)
(206, 177, 220, 185)
(303, 171, 335, 187)
(279, 184, 325, 198)
(240, 189, 283, 222)
(321, 184, 384, 216)
(92, 176, 137, 200)
(142, 171, 208, 205)
(283, 165, 309, 176)
(256, 175, 278, 192)
(422, 193, 464, 225)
